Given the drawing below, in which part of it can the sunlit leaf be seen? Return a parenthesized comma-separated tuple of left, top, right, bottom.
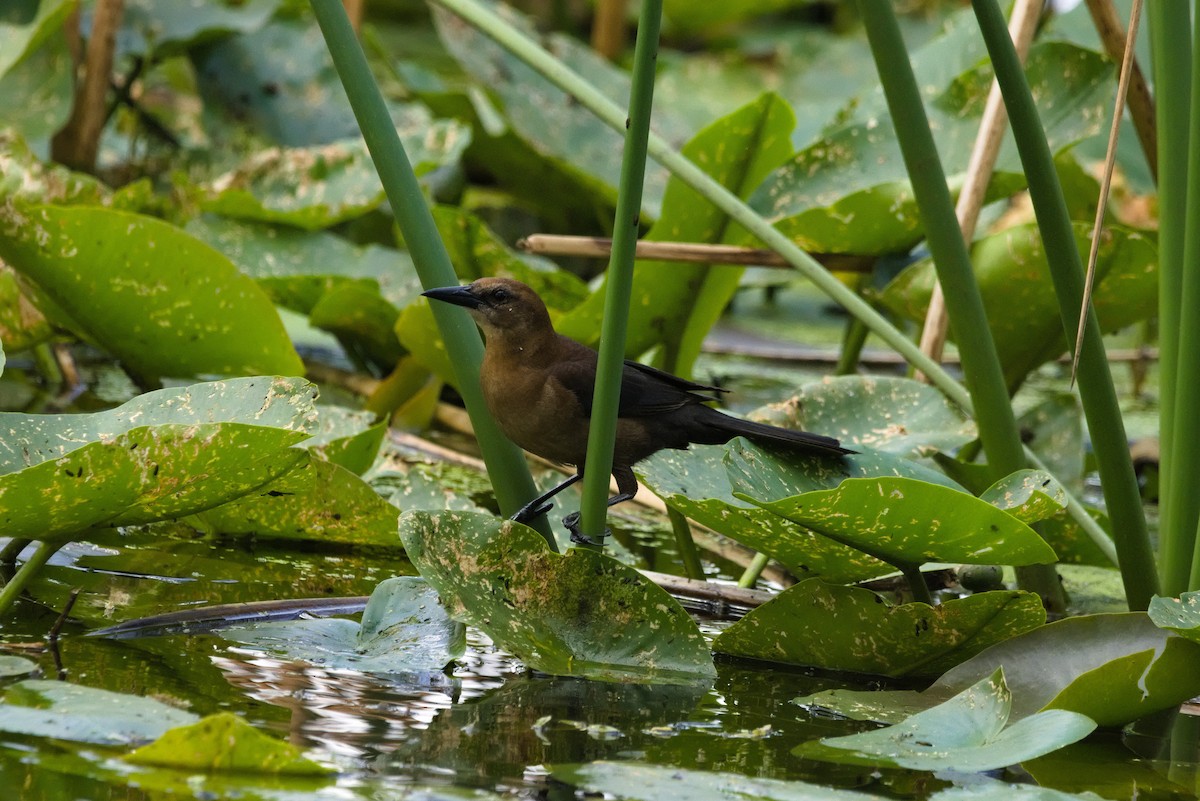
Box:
(0, 205, 303, 379)
(400, 510, 716, 684)
(715, 581, 1044, 677)
(796, 669, 1095, 772)
(125, 711, 331, 774)
(219, 577, 464, 673)
(0, 680, 198, 745)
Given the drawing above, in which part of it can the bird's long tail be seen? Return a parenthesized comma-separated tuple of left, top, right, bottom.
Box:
(700, 408, 855, 456)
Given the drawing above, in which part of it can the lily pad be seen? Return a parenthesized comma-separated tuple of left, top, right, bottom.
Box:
(979, 470, 1067, 525)
(0, 377, 317, 542)
(220, 577, 462, 674)
(0, 0, 72, 78)
(0, 204, 302, 380)
(111, 0, 280, 59)
(733, 472, 1056, 568)
(0, 680, 198, 745)
(638, 445, 889, 584)
(125, 711, 332, 775)
(0, 655, 38, 678)
(714, 581, 1045, 677)
(798, 613, 1200, 728)
(399, 510, 716, 685)
(746, 375, 976, 457)
(795, 669, 1096, 773)
(1147, 591, 1200, 643)
(554, 761, 867, 800)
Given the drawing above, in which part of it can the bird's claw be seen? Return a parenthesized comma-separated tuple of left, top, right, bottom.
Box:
(562, 512, 608, 547)
(511, 501, 553, 524)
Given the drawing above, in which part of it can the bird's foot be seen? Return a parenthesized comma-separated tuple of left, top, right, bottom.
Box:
(562, 512, 608, 547)
(511, 501, 553, 524)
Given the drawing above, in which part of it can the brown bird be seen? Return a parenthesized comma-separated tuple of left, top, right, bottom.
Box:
(423, 277, 853, 543)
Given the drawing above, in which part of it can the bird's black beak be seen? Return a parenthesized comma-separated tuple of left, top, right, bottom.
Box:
(422, 284, 483, 310)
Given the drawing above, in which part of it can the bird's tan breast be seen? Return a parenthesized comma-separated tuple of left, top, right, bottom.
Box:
(480, 346, 590, 466)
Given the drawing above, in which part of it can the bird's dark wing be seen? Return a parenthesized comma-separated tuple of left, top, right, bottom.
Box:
(549, 345, 723, 418)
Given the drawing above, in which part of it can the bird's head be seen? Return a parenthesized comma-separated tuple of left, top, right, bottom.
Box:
(422, 277, 552, 340)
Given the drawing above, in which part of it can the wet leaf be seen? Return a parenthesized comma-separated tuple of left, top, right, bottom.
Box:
(0, 376, 317, 542)
(0, 205, 303, 379)
(715, 581, 1044, 677)
(795, 669, 1096, 772)
(399, 510, 716, 685)
(0, 680, 198, 745)
(799, 613, 1200, 728)
(219, 577, 463, 674)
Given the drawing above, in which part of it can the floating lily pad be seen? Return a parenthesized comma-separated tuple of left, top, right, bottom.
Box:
(714, 581, 1044, 677)
(796, 669, 1096, 773)
(399, 510, 715, 685)
(0, 377, 317, 542)
(554, 761, 867, 800)
(0, 204, 302, 379)
(0, 655, 37, 678)
(126, 711, 332, 775)
(979, 469, 1067, 525)
(220, 577, 461, 673)
(798, 613, 1200, 728)
(0, 680, 198, 745)
(1148, 591, 1200, 643)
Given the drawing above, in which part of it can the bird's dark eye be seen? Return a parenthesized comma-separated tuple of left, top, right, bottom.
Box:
(490, 287, 510, 303)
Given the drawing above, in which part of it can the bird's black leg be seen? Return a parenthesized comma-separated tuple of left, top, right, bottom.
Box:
(511, 472, 582, 524)
(562, 468, 640, 546)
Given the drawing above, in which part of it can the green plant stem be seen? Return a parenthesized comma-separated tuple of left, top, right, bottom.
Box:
(576, 0, 662, 546)
(0, 538, 29, 566)
(856, 0, 1063, 610)
(737, 552, 770, 589)
(972, 0, 1158, 610)
(309, 0, 554, 550)
(899, 562, 934, 606)
(1181, 7, 1200, 590)
(0, 541, 62, 619)
(31, 343, 62, 387)
(668, 507, 706, 580)
(428, 0, 1113, 575)
(1148, 2, 1191, 595)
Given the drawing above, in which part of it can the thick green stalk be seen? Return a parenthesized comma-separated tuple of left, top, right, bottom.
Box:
(857, 0, 1061, 609)
(309, 0, 553, 549)
(668, 507, 706, 580)
(1181, 8, 1200, 591)
(0, 541, 62, 619)
(576, 0, 662, 544)
(972, 0, 1158, 609)
(1149, 2, 1194, 595)
(430, 0, 1117, 575)
(737, 552, 770, 589)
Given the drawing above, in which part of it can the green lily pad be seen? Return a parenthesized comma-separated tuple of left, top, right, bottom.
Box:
(399, 510, 716, 685)
(0, 377, 317, 542)
(1148, 591, 1200, 643)
(186, 454, 399, 547)
(795, 669, 1096, 772)
(714, 581, 1045, 677)
(0, 34, 72, 152)
(638, 445, 889, 583)
(799, 613, 1200, 728)
(219, 577, 463, 674)
(0, 655, 37, 678)
(0, 204, 302, 379)
(0, 680, 198, 745)
(553, 761, 867, 800)
(112, 0, 280, 59)
(125, 711, 331, 775)
(738, 375, 976, 457)
(734, 472, 1056, 568)
(979, 469, 1067, 525)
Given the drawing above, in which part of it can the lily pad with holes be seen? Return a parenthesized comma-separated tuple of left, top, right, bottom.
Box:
(714, 581, 1045, 677)
(399, 510, 715, 685)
